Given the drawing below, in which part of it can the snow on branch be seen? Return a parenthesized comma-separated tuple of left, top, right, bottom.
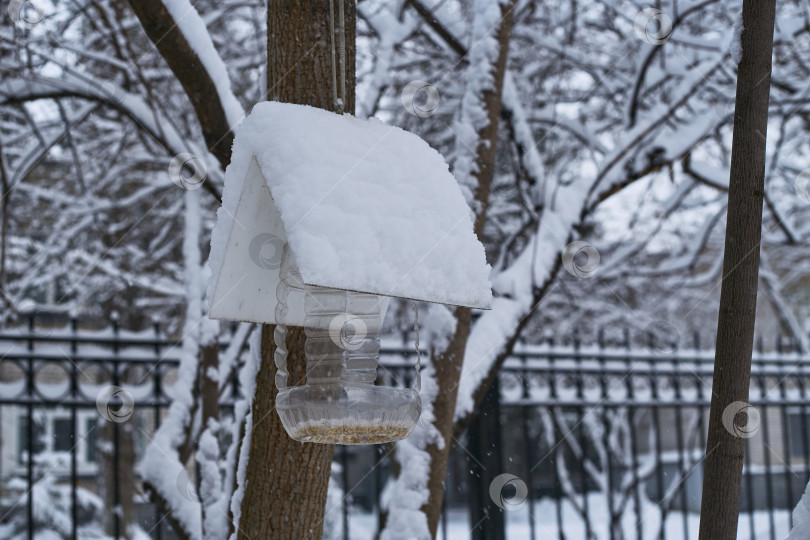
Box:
(380, 364, 443, 540)
(0, 72, 211, 170)
(455, 206, 577, 421)
(357, 4, 418, 119)
(455, 39, 732, 424)
(502, 74, 546, 192)
(227, 329, 262, 540)
(452, 0, 513, 209)
(159, 0, 244, 128)
(136, 189, 212, 540)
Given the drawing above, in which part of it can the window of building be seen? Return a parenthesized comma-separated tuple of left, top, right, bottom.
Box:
(16, 411, 100, 467)
(17, 415, 44, 464)
(53, 417, 73, 452)
(85, 417, 97, 463)
(788, 408, 810, 457)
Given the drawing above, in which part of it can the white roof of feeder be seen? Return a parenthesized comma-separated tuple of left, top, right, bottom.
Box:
(208, 101, 492, 325)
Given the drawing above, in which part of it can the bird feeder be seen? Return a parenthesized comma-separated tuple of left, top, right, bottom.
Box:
(208, 102, 492, 444)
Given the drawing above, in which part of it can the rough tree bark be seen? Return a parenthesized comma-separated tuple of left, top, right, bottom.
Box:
(421, 2, 516, 535)
(698, 1, 776, 539)
(237, 2, 356, 538)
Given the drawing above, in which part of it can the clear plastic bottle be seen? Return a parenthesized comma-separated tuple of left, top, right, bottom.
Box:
(274, 245, 421, 444)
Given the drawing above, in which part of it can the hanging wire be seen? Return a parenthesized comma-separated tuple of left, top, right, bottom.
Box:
(337, 0, 346, 113)
(328, 0, 339, 112)
(328, 0, 346, 114)
(413, 302, 421, 392)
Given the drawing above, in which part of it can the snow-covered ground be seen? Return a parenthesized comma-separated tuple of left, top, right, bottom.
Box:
(345, 494, 790, 539)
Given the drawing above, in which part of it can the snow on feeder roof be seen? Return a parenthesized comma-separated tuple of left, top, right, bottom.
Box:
(208, 101, 492, 325)
(207, 101, 492, 445)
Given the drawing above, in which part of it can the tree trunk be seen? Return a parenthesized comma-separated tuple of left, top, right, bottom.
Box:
(698, 2, 776, 539)
(100, 421, 137, 538)
(238, 327, 335, 538)
(238, 2, 356, 538)
(423, 308, 472, 535)
(422, 2, 516, 535)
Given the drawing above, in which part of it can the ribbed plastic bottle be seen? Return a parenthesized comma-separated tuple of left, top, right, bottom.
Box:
(274, 245, 421, 444)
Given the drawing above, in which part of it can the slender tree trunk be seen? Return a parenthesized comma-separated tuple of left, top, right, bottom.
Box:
(238, 2, 355, 538)
(698, 2, 776, 539)
(422, 2, 516, 535)
(100, 364, 138, 539)
(198, 343, 219, 537)
(100, 422, 136, 538)
(423, 308, 472, 535)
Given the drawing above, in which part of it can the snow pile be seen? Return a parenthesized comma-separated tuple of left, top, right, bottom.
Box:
(209, 101, 492, 310)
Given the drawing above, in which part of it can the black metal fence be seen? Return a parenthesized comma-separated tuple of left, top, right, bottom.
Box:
(0, 315, 808, 539)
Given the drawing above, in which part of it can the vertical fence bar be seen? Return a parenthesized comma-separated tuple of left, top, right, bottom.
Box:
(647, 331, 666, 539)
(743, 337, 761, 535)
(152, 320, 163, 540)
(520, 353, 536, 540)
(26, 313, 34, 540)
(231, 325, 241, 400)
(797, 367, 810, 522)
(468, 377, 505, 540)
(341, 445, 349, 540)
(111, 316, 121, 540)
(70, 316, 79, 540)
(765, 338, 778, 540)
(624, 328, 643, 540)
(779, 369, 794, 529)
(572, 329, 592, 538)
(759, 378, 776, 540)
(597, 328, 616, 540)
(743, 419, 756, 534)
(467, 389, 486, 539)
(546, 335, 565, 540)
(671, 367, 689, 540)
(692, 330, 710, 532)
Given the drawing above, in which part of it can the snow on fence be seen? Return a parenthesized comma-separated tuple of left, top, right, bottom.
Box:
(0, 315, 807, 539)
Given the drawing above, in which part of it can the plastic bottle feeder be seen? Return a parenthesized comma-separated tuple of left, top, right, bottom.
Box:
(273, 246, 421, 444)
(208, 102, 492, 444)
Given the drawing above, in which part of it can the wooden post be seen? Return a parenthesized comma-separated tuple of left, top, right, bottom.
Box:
(698, 1, 776, 538)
